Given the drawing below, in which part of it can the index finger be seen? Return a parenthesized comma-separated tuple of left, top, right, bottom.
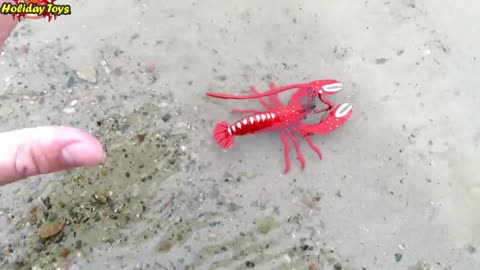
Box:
(0, 126, 105, 186)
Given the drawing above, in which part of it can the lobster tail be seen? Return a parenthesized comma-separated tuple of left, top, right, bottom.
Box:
(213, 121, 234, 149)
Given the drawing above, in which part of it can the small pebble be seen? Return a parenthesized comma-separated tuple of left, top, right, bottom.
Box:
(75, 240, 83, 249)
(395, 253, 403, 262)
(39, 222, 64, 239)
(58, 247, 70, 258)
(280, 254, 291, 264)
(95, 194, 108, 204)
(66, 76, 75, 88)
(375, 58, 388, 64)
(76, 66, 97, 83)
(113, 67, 122, 76)
(255, 216, 275, 234)
(162, 114, 171, 122)
(63, 107, 76, 114)
(158, 241, 172, 252)
(145, 64, 156, 73)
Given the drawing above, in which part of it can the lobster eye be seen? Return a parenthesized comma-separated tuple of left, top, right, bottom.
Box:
(302, 103, 316, 111)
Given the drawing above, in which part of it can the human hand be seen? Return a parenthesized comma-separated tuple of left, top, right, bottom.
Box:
(0, 126, 105, 186)
(0, 0, 18, 51)
(0, 7, 104, 185)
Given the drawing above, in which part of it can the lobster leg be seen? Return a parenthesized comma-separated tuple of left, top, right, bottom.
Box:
(254, 84, 308, 171)
(284, 129, 306, 170)
(250, 85, 294, 173)
(292, 128, 323, 160)
(279, 131, 291, 174)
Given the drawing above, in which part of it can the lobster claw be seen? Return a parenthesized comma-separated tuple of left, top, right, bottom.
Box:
(298, 103, 352, 135)
(304, 79, 343, 96)
(320, 81, 343, 95)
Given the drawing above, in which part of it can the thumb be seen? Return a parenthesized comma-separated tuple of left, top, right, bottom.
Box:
(0, 126, 105, 185)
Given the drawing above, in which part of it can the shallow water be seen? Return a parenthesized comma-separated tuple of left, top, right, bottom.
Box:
(1, 0, 480, 269)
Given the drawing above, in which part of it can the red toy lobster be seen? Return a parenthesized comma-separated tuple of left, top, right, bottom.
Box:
(207, 80, 352, 173)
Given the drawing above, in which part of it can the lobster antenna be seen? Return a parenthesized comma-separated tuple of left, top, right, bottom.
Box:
(206, 83, 308, 100)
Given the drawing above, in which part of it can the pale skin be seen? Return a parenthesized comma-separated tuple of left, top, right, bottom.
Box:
(0, 126, 105, 186)
(0, 1, 105, 186)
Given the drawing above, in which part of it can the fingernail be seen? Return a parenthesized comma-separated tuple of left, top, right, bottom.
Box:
(61, 141, 105, 166)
